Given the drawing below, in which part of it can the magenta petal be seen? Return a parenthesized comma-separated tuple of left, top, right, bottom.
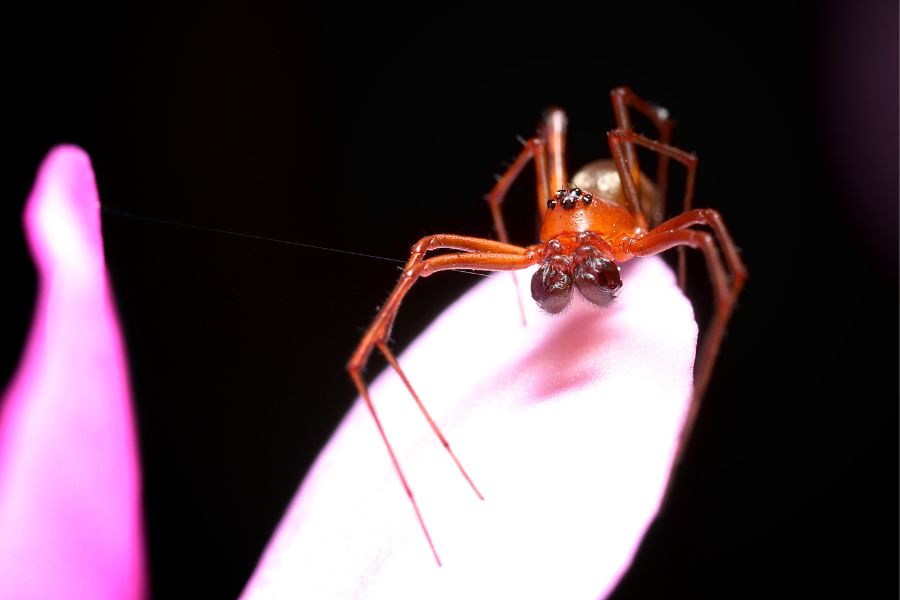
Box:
(0, 146, 146, 599)
(242, 256, 697, 599)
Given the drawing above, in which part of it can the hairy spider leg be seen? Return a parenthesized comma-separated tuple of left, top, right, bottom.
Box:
(541, 107, 569, 195)
(485, 137, 549, 244)
(610, 128, 747, 493)
(609, 87, 675, 227)
(484, 109, 570, 324)
(610, 87, 701, 288)
(347, 234, 541, 565)
(483, 137, 548, 324)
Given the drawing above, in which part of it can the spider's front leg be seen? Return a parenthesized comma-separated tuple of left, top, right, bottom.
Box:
(621, 212, 746, 499)
(346, 234, 539, 565)
(609, 126, 747, 396)
(609, 102, 747, 500)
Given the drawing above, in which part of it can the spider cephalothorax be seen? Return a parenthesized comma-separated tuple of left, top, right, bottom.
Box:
(531, 233, 623, 314)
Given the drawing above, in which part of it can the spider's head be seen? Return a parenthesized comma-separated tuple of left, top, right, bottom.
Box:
(530, 233, 622, 314)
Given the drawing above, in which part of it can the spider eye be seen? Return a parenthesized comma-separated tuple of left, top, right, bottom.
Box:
(530, 255, 574, 314)
(573, 246, 622, 308)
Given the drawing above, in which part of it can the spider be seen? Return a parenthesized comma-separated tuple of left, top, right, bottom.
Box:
(346, 87, 746, 565)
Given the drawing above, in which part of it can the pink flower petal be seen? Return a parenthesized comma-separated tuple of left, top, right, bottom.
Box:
(242, 255, 696, 599)
(0, 146, 146, 599)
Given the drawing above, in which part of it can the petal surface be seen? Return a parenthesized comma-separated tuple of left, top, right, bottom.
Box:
(0, 147, 146, 600)
(244, 256, 696, 599)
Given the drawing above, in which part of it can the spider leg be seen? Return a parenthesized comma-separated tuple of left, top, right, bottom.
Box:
(347, 234, 540, 565)
(643, 208, 747, 296)
(485, 108, 570, 323)
(485, 137, 549, 244)
(609, 87, 676, 229)
(484, 135, 549, 324)
(609, 126, 701, 290)
(622, 218, 746, 500)
(540, 107, 569, 195)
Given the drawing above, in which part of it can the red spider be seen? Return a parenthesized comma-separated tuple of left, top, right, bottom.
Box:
(347, 87, 747, 565)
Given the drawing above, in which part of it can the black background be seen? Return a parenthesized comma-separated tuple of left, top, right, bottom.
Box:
(2, 2, 897, 598)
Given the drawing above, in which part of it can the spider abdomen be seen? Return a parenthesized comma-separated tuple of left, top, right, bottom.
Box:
(572, 159, 663, 227)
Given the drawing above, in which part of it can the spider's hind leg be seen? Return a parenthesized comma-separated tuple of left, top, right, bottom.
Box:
(609, 87, 676, 230)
